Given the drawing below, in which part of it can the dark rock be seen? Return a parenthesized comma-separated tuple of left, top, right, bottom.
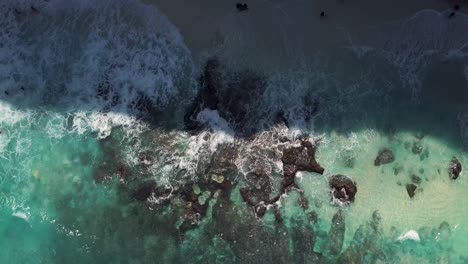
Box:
(374, 149, 394, 166)
(320, 11, 325, 18)
(236, 3, 248, 12)
(406, 183, 417, 198)
(449, 157, 462, 180)
(240, 171, 275, 208)
(298, 194, 309, 209)
(274, 207, 283, 223)
(329, 175, 357, 204)
(131, 181, 157, 201)
(454, 4, 460, 11)
(411, 175, 422, 185)
(449, 12, 455, 18)
(281, 140, 324, 174)
(254, 203, 267, 218)
(412, 141, 423, 154)
(116, 162, 130, 182)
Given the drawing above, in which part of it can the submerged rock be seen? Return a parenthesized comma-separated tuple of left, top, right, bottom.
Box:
(406, 183, 417, 198)
(412, 141, 423, 154)
(326, 210, 345, 255)
(374, 149, 395, 166)
(449, 157, 462, 180)
(411, 175, 422, 185)
(131, 181, 157, 201)
(329, 175, 357, 205)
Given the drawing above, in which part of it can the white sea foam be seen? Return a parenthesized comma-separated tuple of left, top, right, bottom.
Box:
(196, 108, 235, 152)
(0, 0, 194, 140)
(397, 230, 420, 242)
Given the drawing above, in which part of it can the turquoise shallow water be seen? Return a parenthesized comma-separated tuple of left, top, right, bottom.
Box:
(1, 0, 468, 263)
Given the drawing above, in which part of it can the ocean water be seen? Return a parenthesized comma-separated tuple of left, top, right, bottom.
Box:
(1, 0, 468, 263)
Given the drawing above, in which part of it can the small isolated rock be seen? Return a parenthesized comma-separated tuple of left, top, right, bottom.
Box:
(374, 149, 395, 166)
(406, 184, 417, 198)
(412, 141, 423, 154)
(411, 175, 422, 185)
(329, 175, 357, 205)
(236, 3, 248, 12)
(449, 157, 462, 180)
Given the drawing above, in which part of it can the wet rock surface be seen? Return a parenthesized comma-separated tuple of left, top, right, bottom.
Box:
(449, 157, 462, 180)
(281, 140, 324, 189)
(329, 174, 357, 204)
(374, 148, 395, 166)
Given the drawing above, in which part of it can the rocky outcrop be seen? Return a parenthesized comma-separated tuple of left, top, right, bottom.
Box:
(449, 157, 462, 180)
(281, 140, 324, 190)
(240, 171, 279, 207)
(240, 138, 324, 220)
(329, 175, 357, 205)
(374, 149, 395, 166)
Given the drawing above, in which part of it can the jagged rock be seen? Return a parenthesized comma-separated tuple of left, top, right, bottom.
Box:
(374, 149, 395, 166)
(281, 140, 324, 175)
(406, 183, 417, 198)
(254, 203, 267, 218)
(329, 175, 357, 205)
(449, 157, 462, 180)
